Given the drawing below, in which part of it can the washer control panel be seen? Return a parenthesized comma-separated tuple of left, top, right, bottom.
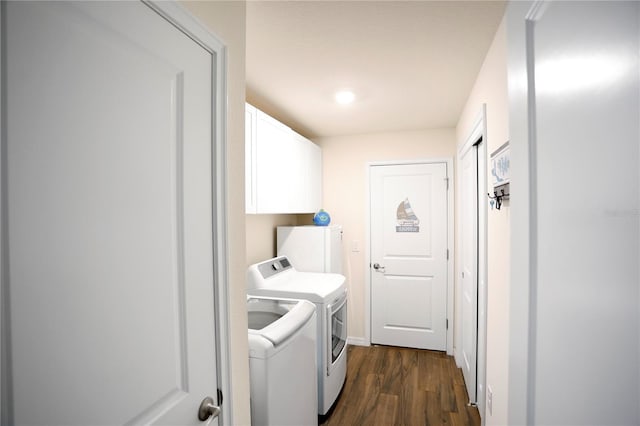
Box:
(257, 256, 292, 279)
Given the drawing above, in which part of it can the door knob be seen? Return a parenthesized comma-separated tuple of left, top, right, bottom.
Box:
(373, 263, 386, 273)
(198, 396, 221, 422)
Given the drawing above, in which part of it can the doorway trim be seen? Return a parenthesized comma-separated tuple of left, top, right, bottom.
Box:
(0, 1, 233, 423)
(364, 158, 455, 354)
(456, 105, 488, 418)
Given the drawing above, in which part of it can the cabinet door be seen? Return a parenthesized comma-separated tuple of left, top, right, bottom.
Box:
(245, 104, 257, 213)
(290, 131, 311, 213)
(255, 110, 294, 213)
(307, 140, 322, 212)
(291, 131, 322, 213)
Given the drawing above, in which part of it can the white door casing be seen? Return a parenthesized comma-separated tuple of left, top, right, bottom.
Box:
(460, 143, 479, 403)
(1, 2, 230, 424)
(456, 106, 488, 419)
(370, 162, 450, 350)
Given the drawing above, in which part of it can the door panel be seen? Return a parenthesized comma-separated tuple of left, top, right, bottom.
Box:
(383, 276, 434, 329)
(3, 2, 218, 424)
(370, 163, 448, 350)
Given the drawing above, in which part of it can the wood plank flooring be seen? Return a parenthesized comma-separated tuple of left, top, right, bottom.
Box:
(320, 345, 481, 426)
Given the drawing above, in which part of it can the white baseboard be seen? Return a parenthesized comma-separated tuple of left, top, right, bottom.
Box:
(347, 336, 369, 346)
(453, 347, 463, 367)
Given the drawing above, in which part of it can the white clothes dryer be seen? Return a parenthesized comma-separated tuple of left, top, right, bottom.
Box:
(247, 257, 348, 415)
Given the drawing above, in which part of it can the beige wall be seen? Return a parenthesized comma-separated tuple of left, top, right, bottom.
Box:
(180, 2, 250, 424)
(246, 214, 313, 266)
(315, 129, 456, 342)
(455, 18, 509, 425)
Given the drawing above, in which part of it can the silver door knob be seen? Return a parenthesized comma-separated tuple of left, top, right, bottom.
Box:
(198, 396, 221, 422)
(373, 263, 386, 272)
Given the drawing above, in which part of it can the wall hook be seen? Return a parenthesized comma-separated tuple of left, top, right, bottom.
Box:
(487, 183, 510, 210)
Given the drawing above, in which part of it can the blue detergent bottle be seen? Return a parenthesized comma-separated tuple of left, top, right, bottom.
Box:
(313, 209, 331, 226)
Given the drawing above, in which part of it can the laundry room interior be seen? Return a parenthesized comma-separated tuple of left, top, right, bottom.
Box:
(242, 1, 508, 424)
(240, 1, 640, 425)
(2, 1, 639, 425)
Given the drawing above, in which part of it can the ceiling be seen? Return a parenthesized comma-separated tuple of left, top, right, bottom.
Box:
(246, 0, 506, 139)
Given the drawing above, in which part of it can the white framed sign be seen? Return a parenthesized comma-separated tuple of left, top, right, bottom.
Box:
(490, 141, 510, 188)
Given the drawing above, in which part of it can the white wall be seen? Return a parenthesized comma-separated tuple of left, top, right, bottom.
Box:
(455, 18, 509, 425)
(315, 129, 456, 344)
(507, 1, 640, 424)
(245, 214, 313, 266)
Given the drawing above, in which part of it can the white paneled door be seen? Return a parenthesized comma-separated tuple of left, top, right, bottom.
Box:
(370, 163, 449, 350)
(3, 2, 220, 424)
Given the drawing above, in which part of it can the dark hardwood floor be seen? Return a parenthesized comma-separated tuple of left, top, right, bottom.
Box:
(320, 345, 481, 426)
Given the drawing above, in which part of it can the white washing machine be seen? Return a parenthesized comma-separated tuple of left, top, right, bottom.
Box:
(247, 256, 348, 415)
(248, 296, 317, 426)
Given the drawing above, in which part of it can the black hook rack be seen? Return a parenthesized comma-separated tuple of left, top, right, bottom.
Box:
(488, 183, 510, 210)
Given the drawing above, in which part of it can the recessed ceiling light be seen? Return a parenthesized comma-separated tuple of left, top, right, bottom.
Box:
(335, 90, 355, 105)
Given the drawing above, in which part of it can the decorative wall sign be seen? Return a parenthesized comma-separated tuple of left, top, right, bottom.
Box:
(488, 141, 510, 210)
(396, 198, 420, 232)
(490, 141, 510, 188)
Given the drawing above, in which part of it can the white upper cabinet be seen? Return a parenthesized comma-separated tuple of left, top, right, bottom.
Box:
(245, 103, 322, 214)
(293, 130, 322, 213)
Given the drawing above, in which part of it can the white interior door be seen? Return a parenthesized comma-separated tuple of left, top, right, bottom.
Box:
(460, 144, 479, 403)
(3, 2, 220, 424)
(370, 163, 449, 350)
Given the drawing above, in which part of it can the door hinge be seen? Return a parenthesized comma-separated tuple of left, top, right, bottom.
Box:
(217, 388, 223, 405)
(445, 177, 449, 190)
(446, 249, 449, 260)
(446, 319, 449, 330)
